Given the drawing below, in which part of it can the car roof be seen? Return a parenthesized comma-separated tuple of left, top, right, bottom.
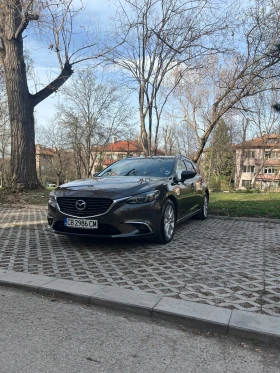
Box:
(124, 155, 181, 160)
(123, 155, 193, 162)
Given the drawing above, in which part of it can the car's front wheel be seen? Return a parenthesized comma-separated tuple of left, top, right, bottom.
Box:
(155, 200, 176, 244)
(195, 194, 208, 220)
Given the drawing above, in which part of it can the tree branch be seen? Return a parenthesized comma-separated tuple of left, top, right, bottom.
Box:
(32, 62, 74, 107)
(15, 1, 38, 39)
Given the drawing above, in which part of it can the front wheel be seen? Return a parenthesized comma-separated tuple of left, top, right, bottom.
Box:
(195, 194, 208, 220)
(155, 200, 176, 244)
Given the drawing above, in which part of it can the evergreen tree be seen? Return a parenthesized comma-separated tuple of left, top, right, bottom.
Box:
(203, 119, 234, 191)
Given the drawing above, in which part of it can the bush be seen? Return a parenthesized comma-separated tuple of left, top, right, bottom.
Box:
(208, 175, 233, 192)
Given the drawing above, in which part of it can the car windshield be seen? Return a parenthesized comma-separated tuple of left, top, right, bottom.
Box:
(98, 158, 175, 178)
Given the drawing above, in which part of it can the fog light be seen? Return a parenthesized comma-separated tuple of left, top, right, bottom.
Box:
(47, 216, 53, 226)
(125, 221, 152, 234)
(134, 223, 150, 234)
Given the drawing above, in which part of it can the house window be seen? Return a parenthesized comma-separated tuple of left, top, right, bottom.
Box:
(245, 151, 255, 158)
(243, 166, 255, 173)
(270, 151, 280, 159)
(264, 167, 278, 174)
(265, 151, 271, 159)
(242, 180, 252, 187)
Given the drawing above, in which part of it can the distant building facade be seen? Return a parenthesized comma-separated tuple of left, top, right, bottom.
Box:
(35, 145, 75, 186)
(92, 138, 165, 173)
(35, 145, 55, 180)
(234, 134, 280, 190)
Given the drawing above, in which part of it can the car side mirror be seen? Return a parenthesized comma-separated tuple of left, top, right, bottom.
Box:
(94, 172, 99, 177)
(181, 170, 196, 182)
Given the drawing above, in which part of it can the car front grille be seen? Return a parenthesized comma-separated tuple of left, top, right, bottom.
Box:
(53, 222, 121, 236)
(57, 197, 113, 217)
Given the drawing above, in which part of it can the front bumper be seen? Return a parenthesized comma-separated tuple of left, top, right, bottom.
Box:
(47, 198, 162, 239)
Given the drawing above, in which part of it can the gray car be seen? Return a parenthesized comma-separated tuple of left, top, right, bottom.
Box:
(47, 156, 209, 244)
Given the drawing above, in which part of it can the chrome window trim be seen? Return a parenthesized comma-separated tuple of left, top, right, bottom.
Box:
(56, 196, 130, 219)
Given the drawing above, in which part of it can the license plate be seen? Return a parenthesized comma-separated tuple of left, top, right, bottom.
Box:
(64, 218, 98, 229)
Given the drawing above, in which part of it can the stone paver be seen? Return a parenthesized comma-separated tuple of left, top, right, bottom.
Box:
(0, 206, 280, 316)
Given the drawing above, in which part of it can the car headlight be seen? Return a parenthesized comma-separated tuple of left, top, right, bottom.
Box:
(126, 190, 160, 204)
(48, 191, 56, 205)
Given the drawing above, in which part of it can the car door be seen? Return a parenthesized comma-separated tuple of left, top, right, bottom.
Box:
(184, 159, 203, 211)
(174, 159, 196, 219)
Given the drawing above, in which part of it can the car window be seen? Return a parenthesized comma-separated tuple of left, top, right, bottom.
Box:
(184, 160, 196, 172)
(176, 159, 187, 180)
(98, 158, 175, 178)
(191, 161, 199, 173)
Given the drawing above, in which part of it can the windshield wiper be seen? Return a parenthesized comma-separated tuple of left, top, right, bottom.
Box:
(123, 168, 136, 176)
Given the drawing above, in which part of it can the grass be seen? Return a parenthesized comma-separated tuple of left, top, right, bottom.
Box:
(209, 192, 280, 219)
(1, 188, 280, 219)
(0, 187, 54, 206)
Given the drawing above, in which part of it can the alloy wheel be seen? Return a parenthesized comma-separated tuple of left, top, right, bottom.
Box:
(203, 195, 208, 217)
(164, 204, 175, 239)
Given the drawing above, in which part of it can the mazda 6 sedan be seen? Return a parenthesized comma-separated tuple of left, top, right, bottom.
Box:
(47, 156, 209, 244)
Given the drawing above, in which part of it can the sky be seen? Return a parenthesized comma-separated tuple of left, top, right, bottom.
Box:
(24, 0, 117, 126)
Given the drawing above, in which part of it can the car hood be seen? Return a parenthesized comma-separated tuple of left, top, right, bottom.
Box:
(55, 176, 166, 199)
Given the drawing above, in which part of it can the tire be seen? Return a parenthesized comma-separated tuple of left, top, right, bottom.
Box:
(195, 194, 208, 220)
(155, 200, 176, 244)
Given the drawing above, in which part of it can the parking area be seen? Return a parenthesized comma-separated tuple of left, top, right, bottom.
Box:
(0, 206, 280, 316)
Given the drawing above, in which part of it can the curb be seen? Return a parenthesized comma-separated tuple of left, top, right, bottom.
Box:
(0, 269, 279, 345)
(208, 215, 280, 224)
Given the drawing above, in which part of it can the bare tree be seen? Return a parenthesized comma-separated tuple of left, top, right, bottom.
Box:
(0, 1, 112, 189)
(108, 0, 228, 156)
(175, 0, 280, 163)
(0, 65, 10, 186)
(0, 110, 10, 187)
(58, 69, 134, 178)
(234, 116, 251, 189)
(37, 121, 73, 186)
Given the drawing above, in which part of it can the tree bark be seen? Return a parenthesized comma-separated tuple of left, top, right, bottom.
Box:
(3, 14, 40, 189)
(139, 83, 149, 156)
(1, 1, 74, 189)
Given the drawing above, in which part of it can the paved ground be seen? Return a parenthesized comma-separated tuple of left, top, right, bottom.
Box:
(1, 286, 280, 373)
(0, 206, 280, 316)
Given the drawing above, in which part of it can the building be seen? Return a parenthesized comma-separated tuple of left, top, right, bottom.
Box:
(92, 139, 143, 172)
(234, 134, 280, 190)
(35, 145, 75, 186)
(92, 138, 165, 173)
(35, 145, 55, 180)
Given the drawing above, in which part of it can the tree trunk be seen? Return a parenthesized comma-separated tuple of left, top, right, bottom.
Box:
(139, 82, 149, 156)
(4, 39, 41, 189)
(140, 113, 149, 156)
(2, 2, 40, 189)
(1, 1, 73, 190)
(148, 104, 152, 156)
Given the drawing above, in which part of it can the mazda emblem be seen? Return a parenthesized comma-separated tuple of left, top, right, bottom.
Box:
(75, 200, 86, 211)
